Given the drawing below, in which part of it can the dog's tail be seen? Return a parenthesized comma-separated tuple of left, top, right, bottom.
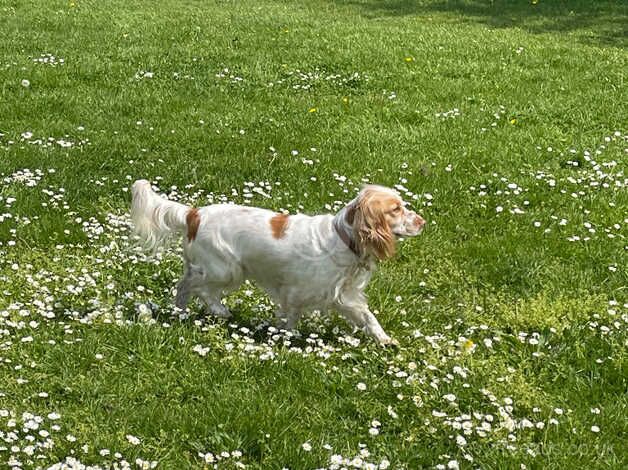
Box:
(131, 179, 191, 250)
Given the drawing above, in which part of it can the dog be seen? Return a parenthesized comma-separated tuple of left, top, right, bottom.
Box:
(131, 180, 425, 344)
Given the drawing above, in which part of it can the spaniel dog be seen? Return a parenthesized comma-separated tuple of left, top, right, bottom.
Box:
(131, 180, 425, 344)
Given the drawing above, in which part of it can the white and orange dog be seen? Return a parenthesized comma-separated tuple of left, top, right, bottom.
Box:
(131, 180, 425, 344)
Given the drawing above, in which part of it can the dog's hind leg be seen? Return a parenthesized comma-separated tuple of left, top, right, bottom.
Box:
(175, 277, 192, 310)
(175, 273, 231, 318)
(174, 263, 201, 310)
(195, 253, 243, 318)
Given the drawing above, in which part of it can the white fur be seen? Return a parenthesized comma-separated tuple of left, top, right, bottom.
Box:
(131, 179, 190, 250)
(130, 179, 424, 344)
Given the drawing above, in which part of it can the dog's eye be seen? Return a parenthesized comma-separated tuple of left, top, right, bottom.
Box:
(391, 206, 402, 213)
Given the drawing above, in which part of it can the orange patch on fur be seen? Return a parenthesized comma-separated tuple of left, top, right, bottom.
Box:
(270, 213, 289, 239)
(186, 208, 200, 242)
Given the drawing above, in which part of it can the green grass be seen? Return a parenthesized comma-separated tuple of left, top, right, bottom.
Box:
(1, 0, 626, 468)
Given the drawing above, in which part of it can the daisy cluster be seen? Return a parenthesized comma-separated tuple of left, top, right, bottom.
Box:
(0, 407, 155, 469)
(0, 131, 90, 151)
(267, 69, 369, 91)
(197, 449, 245, 468)
(0, 409, 59, 467)
(435, 108, 461, 120)
(467, 131, 626, 242)
(32, 54, 65, 66)
(215, 67, 244, 85)
(111, 63, 369, 92)
(46, 455, 157, 470)
(2, 168, 47, 187)
(133, 71, 154, 80)
(319, 445, 390, 470)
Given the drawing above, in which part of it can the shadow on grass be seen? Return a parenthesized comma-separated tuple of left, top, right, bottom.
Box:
(333, 0, 627, 47)
(147, 300, 356, 349)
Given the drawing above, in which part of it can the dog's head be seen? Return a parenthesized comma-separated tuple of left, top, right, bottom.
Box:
(350, 185, 425, 260)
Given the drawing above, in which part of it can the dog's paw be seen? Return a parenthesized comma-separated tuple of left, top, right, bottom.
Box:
(208, 303, 232, 318)
(377, 335, 399, 347)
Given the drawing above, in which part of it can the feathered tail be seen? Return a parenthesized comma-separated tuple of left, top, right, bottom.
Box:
(130, 179, 190, 250)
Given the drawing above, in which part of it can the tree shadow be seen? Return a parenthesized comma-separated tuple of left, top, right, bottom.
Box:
(334, 0, 627, 48)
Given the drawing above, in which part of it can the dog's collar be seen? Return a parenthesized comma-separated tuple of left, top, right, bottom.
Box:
(333, 205, 360, 257)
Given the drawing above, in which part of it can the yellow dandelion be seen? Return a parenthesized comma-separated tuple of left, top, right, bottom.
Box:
(462, 339, 475, 352)
(342, 97, 349, 104)
(308, 107, 317, 113)
(404, 57, 414, 62)
(510, 118, 517, 125)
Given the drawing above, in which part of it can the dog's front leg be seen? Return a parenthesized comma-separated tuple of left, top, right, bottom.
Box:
(336, 302, 395, 345)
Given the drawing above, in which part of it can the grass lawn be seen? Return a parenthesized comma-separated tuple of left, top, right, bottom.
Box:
(1, 0, 626, 468)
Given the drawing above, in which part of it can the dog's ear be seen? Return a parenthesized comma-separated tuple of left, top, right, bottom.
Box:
(353, 190, 395, 260)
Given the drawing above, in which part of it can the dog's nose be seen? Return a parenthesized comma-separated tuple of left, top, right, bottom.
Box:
(413, 214, 426, 228)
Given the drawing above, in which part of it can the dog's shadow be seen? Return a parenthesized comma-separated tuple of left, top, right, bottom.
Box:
(153, 302, 363, 351)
